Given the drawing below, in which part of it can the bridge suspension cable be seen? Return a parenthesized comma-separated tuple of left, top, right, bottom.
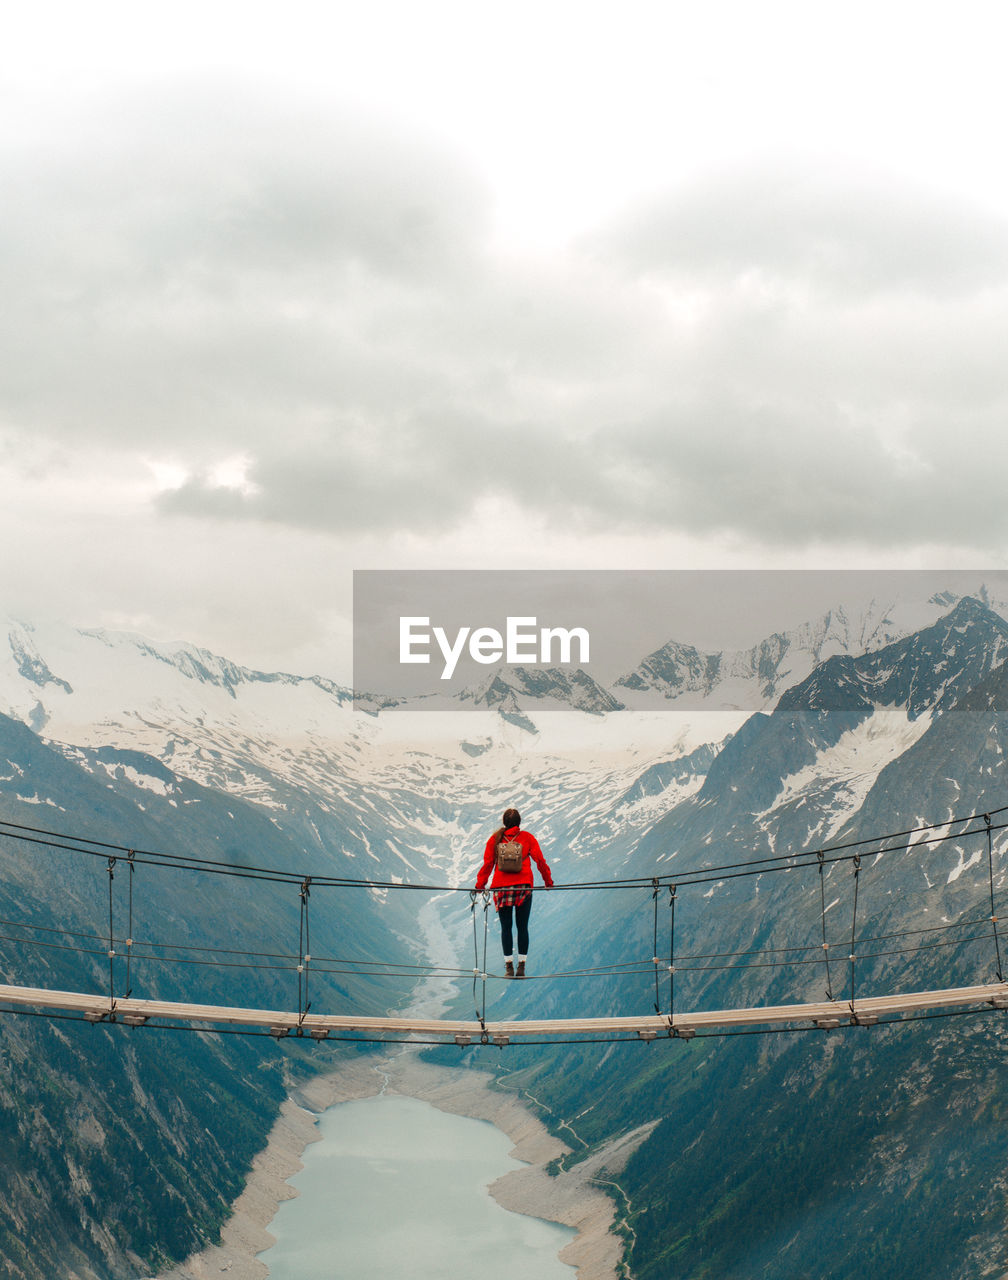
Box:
(1, 803, 1007, 1046)
(2, 805, 1007, 894)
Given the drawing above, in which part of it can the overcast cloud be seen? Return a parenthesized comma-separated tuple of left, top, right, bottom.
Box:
(2, 2, 1007, 673)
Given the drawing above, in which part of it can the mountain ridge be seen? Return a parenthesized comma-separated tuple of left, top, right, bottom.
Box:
(3, 594, 1008, 1277)
(8, 585, 1006, 736)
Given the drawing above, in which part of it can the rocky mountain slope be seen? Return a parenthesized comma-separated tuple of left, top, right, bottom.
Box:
(479, 597, 1008, 1280)
(2, 593, 1008, 1276)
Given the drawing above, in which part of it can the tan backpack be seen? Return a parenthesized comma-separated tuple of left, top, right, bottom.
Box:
(495, 836, 525, 874)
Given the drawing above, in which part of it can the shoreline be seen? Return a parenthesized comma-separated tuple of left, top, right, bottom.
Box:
(156, 1050, 652, 1280)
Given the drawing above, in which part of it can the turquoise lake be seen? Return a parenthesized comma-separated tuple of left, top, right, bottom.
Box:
(260, 1093, 576, 1278)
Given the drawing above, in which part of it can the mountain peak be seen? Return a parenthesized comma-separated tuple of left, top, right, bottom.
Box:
(457, 664, 624, 716)
(613, 600, 906, 710)
(7, 621, 73, 697)
(777, 596, 1008, 720)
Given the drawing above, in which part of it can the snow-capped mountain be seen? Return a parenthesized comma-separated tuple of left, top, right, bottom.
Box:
(2, 592, 1005, 898)
(485, 592, 1008, 1280)
(577, 594, 1008, 1027)
(0, 618, 736, 936)
(1, 619, 353, 733)
(614, 589, 1008, 711)
(6, 582, 1003, 746)
(4, 593, 1008, 1280)
(457, 664, 625, 716)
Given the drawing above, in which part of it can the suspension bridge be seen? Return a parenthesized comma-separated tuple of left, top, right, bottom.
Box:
(1, 807, 1008, 1047)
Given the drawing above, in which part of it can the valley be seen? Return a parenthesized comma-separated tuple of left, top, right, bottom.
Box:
(2, 591, 1008, 1277)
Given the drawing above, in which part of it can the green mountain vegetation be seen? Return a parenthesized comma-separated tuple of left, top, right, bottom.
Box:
(0, 711, 403, 1278)
(452, 600, 1008, 1279)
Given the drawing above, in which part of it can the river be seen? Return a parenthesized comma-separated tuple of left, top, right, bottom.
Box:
(258, 1091, 576, 1278)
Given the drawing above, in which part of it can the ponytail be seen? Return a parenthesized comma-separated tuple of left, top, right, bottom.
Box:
(491, 808, 522, 852)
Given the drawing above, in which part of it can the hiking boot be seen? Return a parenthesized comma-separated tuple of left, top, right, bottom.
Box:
(516, 960, 526, 978)
(505, 960, 515, 978)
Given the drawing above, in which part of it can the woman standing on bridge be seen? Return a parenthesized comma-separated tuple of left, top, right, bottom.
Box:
(474, 808, 553, 978)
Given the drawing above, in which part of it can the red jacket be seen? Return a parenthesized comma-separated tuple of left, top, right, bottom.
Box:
(475, 826, 553, 892)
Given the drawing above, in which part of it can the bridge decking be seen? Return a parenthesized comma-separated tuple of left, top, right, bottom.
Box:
(2, 980, 1006, 1042)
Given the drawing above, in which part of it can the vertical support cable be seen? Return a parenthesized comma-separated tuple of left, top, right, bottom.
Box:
(651, 879, 661, 1015)
(125, 850, 135, 999)
(106, 857, 117, 1017)
(668, 884, 677, 1027)
(469, 891, 480, 1019)
(818, 851, 835, 1002)
(298, 876, 312, 1027)
(984, 814, 1004, 983)
(480, 892, 490, 1029)
(470, 891, 490, 1030)
(848, 854, 861, 1012)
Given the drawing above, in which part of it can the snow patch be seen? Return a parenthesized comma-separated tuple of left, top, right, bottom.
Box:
(947, 847, 983, 885)
(763, 709, 933, 841)
(96, 762, 172, 796)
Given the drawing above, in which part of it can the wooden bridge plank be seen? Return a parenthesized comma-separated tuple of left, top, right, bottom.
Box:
(2, 980, 1006, 1039)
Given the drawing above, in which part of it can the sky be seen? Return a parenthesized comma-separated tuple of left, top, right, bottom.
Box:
(2, 1, 1008, 679)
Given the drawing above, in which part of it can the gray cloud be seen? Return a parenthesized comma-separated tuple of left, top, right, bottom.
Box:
(591, 167, 1008, 299)
(3, 87, 1008, 558)
(0, 85, 489, 444)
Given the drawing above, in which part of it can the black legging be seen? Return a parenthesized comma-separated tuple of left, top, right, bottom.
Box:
(498, 895, 533, 956)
